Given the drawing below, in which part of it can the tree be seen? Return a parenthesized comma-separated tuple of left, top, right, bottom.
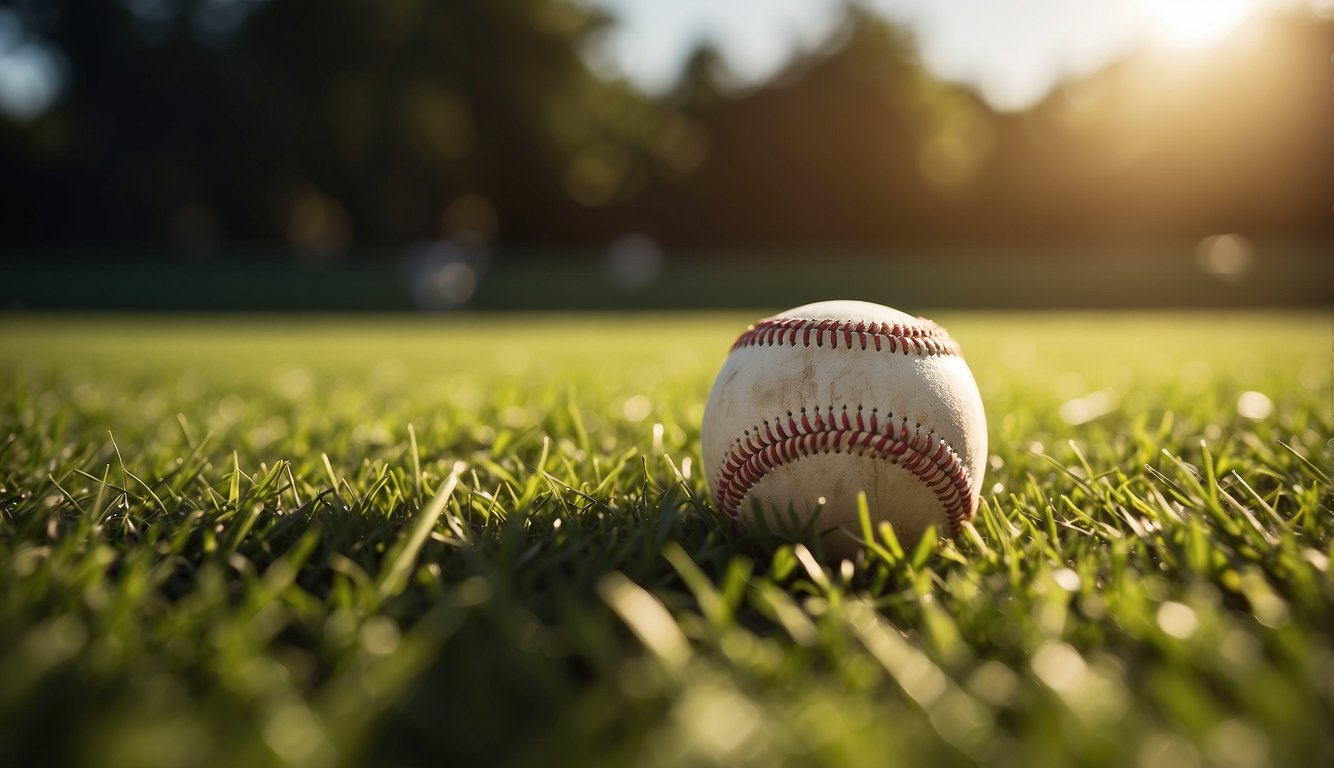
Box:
(0, 0, 687, 249)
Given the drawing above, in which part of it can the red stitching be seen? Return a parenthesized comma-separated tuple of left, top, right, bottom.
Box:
(713, 405, 973, 537)
(731, 317, 960, 356)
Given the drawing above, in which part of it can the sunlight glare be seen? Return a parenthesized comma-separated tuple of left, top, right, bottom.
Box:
(1139, 0, 1263, 49)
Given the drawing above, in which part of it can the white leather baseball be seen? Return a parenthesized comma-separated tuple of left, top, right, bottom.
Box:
(701, 300, 987, 557)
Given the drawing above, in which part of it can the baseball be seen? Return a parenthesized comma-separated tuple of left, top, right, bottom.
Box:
(701, 300, 987, 557)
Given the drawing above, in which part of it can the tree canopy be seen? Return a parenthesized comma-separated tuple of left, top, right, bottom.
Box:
(1, 0, 1329, 253)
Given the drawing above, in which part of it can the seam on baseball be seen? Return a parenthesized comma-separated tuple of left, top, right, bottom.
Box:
(713, 404, 974, 537)
(731, 317, 960, 357)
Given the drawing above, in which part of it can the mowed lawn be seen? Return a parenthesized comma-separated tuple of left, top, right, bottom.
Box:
(0, 311, 1328, 768)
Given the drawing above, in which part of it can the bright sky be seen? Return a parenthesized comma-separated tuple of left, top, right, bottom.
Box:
(585, 0, 1334, 111)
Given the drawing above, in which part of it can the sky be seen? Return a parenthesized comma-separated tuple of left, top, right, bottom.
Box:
(584, 0, 1334, 111)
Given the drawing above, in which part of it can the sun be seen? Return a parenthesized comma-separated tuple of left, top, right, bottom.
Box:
(1138, 0, 1265, 49)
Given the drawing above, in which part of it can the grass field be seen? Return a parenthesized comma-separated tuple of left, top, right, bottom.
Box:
(0, 311, 1329, 768)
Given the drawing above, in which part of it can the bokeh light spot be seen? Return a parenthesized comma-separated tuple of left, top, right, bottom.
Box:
(1196, 234, 1254, 282)
(1235, 390, 1272, 420)
(604, 233, 663, 289)
(622, 394, 652, 422)
(286, 188, 352, 259)
(1156, 601, 1199, 639)
(1032, 642, 1088, 693)
(0, 10, 66, 121)
(1059, 389, 1118, 425)
(402, 240, 487, 309)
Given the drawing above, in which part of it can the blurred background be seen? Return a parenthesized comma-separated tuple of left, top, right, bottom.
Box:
(0, 0, 1330, 310)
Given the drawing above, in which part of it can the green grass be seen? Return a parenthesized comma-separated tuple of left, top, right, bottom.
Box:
(0, 311, 1329, 768)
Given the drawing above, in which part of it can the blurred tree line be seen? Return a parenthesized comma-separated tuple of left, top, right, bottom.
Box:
(1, 0, 1330, 256)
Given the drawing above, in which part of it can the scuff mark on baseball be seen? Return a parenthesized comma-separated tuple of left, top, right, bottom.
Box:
(701, 300, 988, 558)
